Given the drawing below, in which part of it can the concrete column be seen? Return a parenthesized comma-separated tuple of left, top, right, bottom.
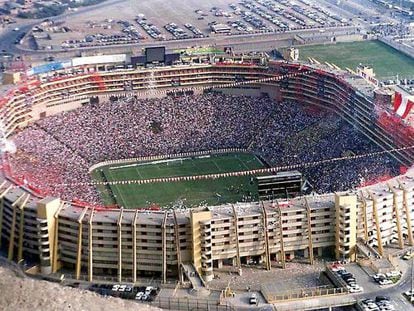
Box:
(18, 195, 32, 262)
(369, 191, 384, 256)
(398, 181, 414, 246)
(217, 259, 223, 269)
(231, 205, 242, 272)
(173, 211, 183, 284)
(277, 208, 286, 269)
(7, 203, 17, 260)
(318, 247, 323, 257)
(88, 209, 94, 282)
(8, 193, 27, 260)
(0, 184, 13, 248)
(261, 202, 271, 271)
(117, 208, 123, 283)
(161, 212, 167, 284)
(37, 197, 61, 274)
(360, 195, 369, 242)
(76, 207, 88, 280)
(0, 198, 3, 248)
(132, 210, 138, 283)
(305, 198, 314, 265)
(52, 203, 64, 273)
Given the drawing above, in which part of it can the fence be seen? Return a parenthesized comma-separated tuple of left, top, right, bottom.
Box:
(54, 272, 180, 287)
(88, 148, 249, 173)
(262, 284, 347, 303)
(262, 264, 349, 303)
(24, 269, 233, 311)
(149, 296, 236, 311)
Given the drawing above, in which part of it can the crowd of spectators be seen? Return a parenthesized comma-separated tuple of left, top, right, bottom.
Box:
(8, 93, 400, 204)
(371, 23, 410, 38)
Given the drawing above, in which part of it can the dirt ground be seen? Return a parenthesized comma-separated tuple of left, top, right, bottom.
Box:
(208, 260, 326, 292)
(0, 264, 160, 311)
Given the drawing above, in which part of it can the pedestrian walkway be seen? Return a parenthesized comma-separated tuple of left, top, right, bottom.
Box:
(357, 240, 381, 258)
(182, 263, 204, 291)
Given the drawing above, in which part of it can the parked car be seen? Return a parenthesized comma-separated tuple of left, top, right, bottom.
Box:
(348, 285, 363, 293)
(375, 296, 390, 302)
(135, 292, 144, 300)
(402, 252, 414, 260)
(144, 286, 153, 295)
(331, 264, 345, 272)
(372, 273, 386, 282)
(379, 279, 393, 285)
(249, 293, 258, 305)
(385, 271, 401, 278)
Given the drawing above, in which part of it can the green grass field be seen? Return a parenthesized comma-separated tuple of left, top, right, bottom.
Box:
(92, 153, 265, 209)
(298, 40, 414, 80)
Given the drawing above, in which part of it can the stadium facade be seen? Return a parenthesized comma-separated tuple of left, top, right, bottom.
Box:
(0, 55, 414, 283)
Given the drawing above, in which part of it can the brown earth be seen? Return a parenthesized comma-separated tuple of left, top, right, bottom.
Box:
(0, 263, 161, 311)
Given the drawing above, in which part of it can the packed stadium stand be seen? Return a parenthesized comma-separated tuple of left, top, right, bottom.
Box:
(0, 52, 414, 284)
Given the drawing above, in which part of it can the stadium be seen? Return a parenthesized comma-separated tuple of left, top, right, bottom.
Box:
(0, 48, 414, 289)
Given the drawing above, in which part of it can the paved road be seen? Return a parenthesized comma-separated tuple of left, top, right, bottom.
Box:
(355, 258, 414, 311)
(0, 0, 364, 63)
(0, 0, 131, 57)
(271, 259, 414, 311)
(1, 0, 406, 63)
(12, 25, 361, 60)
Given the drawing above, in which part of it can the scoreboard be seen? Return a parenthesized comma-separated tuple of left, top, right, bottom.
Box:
(256, 171, 303, 200)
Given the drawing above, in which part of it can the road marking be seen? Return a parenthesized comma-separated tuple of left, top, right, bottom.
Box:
(399, 278, 409, 288)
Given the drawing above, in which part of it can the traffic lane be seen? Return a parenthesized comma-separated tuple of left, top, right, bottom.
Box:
(393, 295, 413, 310)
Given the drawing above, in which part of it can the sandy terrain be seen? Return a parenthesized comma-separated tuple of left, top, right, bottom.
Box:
(0, 264, 161, 311)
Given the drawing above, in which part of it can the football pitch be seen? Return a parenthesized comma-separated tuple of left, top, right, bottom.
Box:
(298, 40, 414, 80)
(92, 152, 266, 209)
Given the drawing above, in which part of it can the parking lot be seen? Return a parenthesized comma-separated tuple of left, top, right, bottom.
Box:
(82, 283, 159, 302)
(28, 0, 355, 50)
